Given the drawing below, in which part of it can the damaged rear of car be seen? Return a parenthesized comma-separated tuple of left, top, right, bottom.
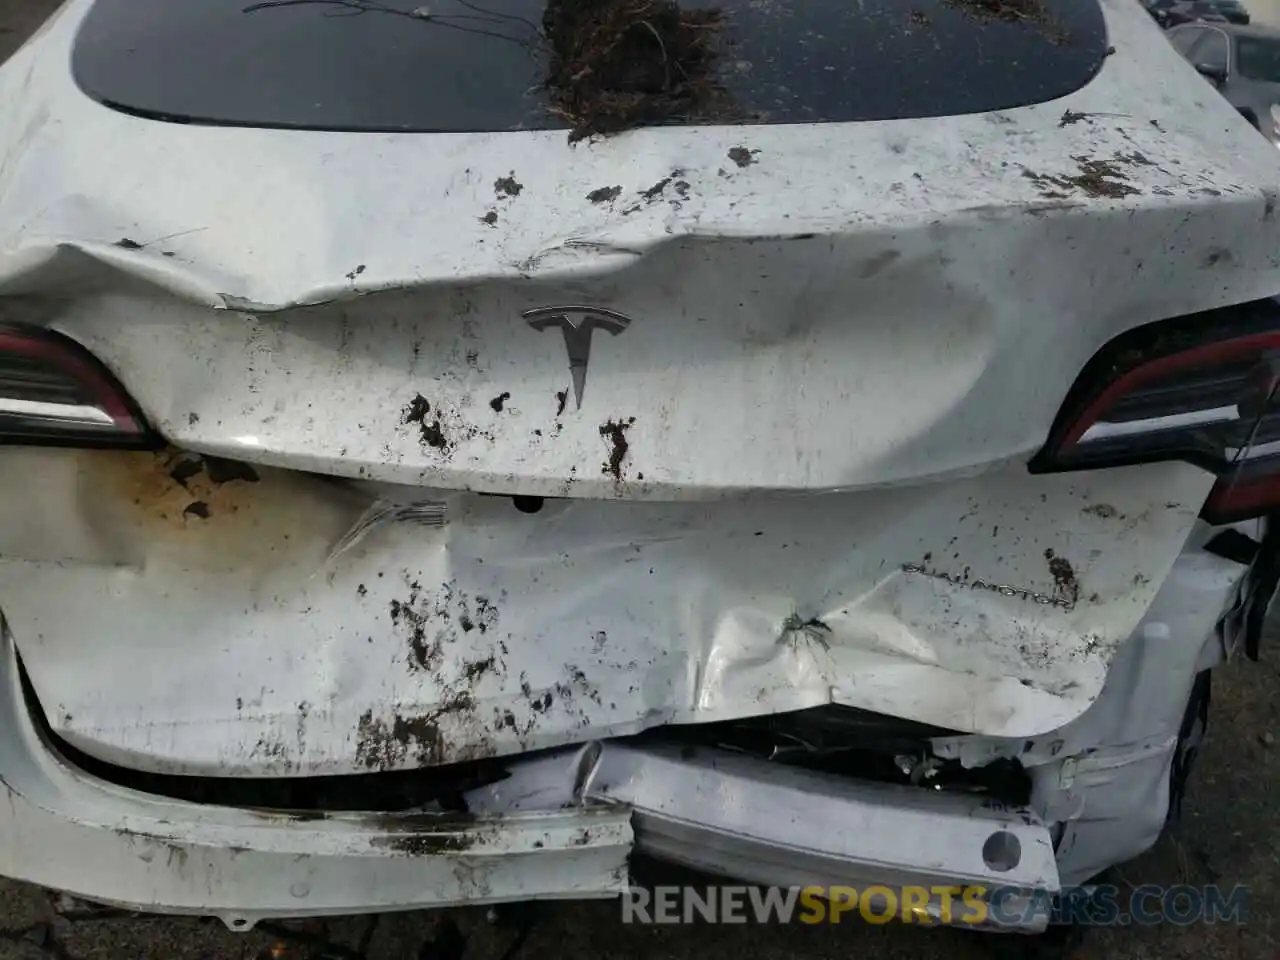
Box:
(1, 0, 1280, 935)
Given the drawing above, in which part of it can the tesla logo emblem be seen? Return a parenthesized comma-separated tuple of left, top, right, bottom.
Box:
(523, 305, 632, 410)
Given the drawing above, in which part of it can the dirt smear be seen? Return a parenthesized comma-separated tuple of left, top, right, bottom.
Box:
(1082, 503, 1119, 519)
(599, 416, 636, 480)
(543, 0, 731, 142)
(1023, 158, 1140, 200)
(403, 395, 448, 450)
(946, 0, 1070, 42)
(402, 394, 493, 454)
(494, 174, 524, 198)
(355, 696, 482, 771)
(641, 176, 674, 200)
(588, 185, 623, 203)
(1045, 548, 1079, 606)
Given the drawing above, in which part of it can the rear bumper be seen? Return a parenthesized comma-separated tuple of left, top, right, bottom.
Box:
(0, 634, 1058, 930)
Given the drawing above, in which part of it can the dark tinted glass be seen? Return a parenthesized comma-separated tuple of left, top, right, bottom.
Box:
(73, 0, 1110, 133)
(1237, 35, 1280, 82)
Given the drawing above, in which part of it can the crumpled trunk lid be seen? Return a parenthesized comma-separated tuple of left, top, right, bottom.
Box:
(0, 446, 1215, 774)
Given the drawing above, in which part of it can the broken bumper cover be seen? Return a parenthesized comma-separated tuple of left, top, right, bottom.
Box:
(0, 638, 1058, 929)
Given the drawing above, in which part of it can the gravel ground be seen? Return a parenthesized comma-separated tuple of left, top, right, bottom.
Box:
(1, 2, 1279, 958)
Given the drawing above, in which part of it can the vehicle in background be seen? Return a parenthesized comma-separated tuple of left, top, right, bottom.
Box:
(1168, 22, 1280, 144)
(1149, 0, 1250, 27)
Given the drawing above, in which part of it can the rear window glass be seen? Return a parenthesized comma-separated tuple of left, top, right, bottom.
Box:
(1237, 35, 1280, 83)
(72, 0, 1110, 134)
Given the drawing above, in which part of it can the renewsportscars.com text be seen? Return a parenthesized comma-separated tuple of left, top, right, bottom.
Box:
(621, 884, 1249, 927)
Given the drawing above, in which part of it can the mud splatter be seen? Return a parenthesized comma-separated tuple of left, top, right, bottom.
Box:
(600, 417, 636, 480)
(555, 390, 568, 417)
(374, 831, 477, 856)
(489, 391, 511, 413)
(355, 692, 490, 771)
(641, 177, 674, 201)
(401, 394, 492, 453)
(404, 394, 431, 426)
(494, 174, 524, 198)
(480, 210, 499, 226)
(1082, 503, 1119, 519)
(390, 580, 502, 674)
(1048, 553, 1078, 604)
(588, 185, 622, 204)
(463, 656, 497, 681)
(1023, 158, 1140, 200)
(728, 146, 759, 168)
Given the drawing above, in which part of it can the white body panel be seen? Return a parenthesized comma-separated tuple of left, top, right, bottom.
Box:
(0, 0, 1277, 501)
(0, 448, 1213, 772)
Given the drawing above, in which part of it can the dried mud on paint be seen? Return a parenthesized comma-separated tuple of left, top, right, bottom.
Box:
(946, 0, 1071, 44)
(361, 575, 606, 770)
(600, 417, 635, 480)
(494, 173, 524, 198)
(359, 581, 506, 770)
(543, 0, 734, 141)
(1045, 548, 1080, 607)
(402, 393, 494, 454)
(355, 703, 484, 771)
(1024, 157, 1141, 200)
(389, 579, 501, 674)
(588, 185, 622, 203)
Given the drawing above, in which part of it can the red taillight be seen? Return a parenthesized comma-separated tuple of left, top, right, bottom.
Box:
(1030, 297, 1280, 524)
(0, 324, 153, 447)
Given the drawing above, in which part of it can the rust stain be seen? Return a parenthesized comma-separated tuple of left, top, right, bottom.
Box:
(81, 447, 368, 571)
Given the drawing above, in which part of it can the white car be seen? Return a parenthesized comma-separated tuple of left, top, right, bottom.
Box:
(0, 0, 1277, 940)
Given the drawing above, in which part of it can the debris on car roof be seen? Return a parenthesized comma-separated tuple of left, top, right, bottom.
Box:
(543, 0, 734, 142)
(946, 0, 1071, 43)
